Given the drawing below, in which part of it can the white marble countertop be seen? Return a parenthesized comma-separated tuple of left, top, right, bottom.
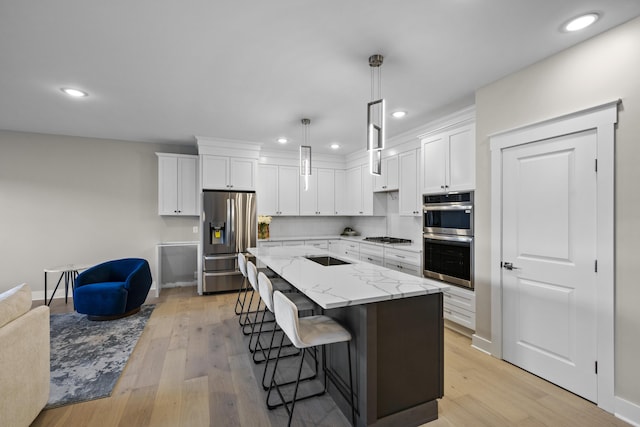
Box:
(257, 235, 423, 253)
(248, 245, 446, 309)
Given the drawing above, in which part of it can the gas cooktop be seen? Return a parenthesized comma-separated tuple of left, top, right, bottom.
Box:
(363, 236, 412, 244)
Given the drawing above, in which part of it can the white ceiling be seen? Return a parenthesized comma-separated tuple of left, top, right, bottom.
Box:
(1, 1, 639, 154)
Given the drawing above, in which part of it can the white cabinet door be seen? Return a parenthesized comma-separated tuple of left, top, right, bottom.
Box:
(448, 125, 475, 192)
(201, 155, 229, 190)
(346, 166, 362, 215)
(299, 168, 318, 216)
(373, 155, 399, 192)
(201, 155, 256, 190)
(328, 239, 345, 254)
(229, 158, 257, 190)
(399, 149, 421, 216)
(177, 157, 198, 215)
(421, 135, 447, 194)
(157, 154, 198, 216)
(277, 166, 299, 215)
(257, 164, 279, 215)
(158, 155, 179, 215)
(361, 165, 374, 215)
(334, 170, 347, 215)
(421, 123, 475, 194)
(316, 168, 335, 215)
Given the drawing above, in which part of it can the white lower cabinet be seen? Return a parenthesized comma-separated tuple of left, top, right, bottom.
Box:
(359, 243, 384, 266)
(328, 239, 345, 254)
(305, 240, 328, 250)
(343, 241, 360, 259)
(443, 286, 476, 331)
(383, 247, 421, 277)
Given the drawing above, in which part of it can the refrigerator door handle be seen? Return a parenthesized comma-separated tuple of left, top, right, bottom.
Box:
(226, 198, 232, 245)
(230, 197, 236, 248)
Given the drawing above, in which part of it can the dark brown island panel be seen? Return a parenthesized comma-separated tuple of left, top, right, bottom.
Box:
(324, 292, 444, 427)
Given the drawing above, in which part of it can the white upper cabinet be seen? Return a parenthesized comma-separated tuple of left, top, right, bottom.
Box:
(334, 169, 347, 215)
(346, 164, 384, 216)
(201, 155, 257, 191)
(157, 153, 199, 216)
(373, 155, 399, 192)
(346, 166, 363, 215)
(197, 138, 261, 191)
(421, 123, 475, 194)
(257, 164, 299, 216)
(398, 149, 421, 216)
(302, 168, 336, 215)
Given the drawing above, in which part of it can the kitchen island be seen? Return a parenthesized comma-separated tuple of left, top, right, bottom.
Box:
(248, 245, 448, 427)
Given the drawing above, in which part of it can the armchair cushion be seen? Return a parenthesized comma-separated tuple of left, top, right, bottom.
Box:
(74, 258, 152, 318)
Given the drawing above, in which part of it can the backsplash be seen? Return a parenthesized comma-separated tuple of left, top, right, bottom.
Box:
(351, 192, 422, 243)
(267, 193, 421, 243)
(268, 216, 350, 238)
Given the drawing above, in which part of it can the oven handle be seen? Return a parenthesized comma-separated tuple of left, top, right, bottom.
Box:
(423, 234, 473, 243)
(423, 204, 473, 211)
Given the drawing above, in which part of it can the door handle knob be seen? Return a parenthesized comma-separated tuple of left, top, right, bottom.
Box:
(502, 262, 520, 270)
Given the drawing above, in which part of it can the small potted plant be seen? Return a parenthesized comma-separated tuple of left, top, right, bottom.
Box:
(257, 215, 272, 239)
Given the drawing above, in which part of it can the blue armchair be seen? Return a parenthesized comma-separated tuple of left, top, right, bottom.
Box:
(74, 258, 152, 320)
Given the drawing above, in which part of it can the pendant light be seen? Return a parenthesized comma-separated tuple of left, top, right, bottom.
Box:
(300, 118, 312, 191)
(367, 54, 385, 176)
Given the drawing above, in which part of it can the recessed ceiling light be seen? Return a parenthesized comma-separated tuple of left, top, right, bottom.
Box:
(391, 111, 407, 118)
(60, 88, 88, 97)
(330, 143, 340, 150)
(564, 13, 599, 32)
(277, 137, 288, 144)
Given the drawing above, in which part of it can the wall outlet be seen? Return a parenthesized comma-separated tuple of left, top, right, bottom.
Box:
(192, 226, 198, 234)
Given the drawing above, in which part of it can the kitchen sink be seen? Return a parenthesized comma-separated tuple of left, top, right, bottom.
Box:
(304, 256, 351, 266)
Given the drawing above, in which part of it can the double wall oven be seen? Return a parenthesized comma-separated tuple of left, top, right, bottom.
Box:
(423, 192, 474, 289)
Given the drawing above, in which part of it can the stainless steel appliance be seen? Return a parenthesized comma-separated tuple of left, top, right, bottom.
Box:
(423, 192, 474, 289)
(201, 190, 256, 293)
(423, 192, 473, 236)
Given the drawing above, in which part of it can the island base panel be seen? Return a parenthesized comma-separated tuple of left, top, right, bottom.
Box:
(325, 293, 443, 426)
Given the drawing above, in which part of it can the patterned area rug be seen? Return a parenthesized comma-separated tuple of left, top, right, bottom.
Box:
(46, 304, 155, 408)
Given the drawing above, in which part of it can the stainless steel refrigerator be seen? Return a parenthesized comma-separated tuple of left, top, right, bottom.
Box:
(201, 190, 256, 293)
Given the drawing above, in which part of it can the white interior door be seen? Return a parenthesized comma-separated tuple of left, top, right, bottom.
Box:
(502, 129, 598, 402)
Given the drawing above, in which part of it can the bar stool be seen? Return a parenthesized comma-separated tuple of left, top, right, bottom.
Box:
(256, 271, 318, 390)
(237, 253, 278, 329)
(234, 253, 276, 315)
(268, 291, 356, 427)
(242, 260, 290, 336)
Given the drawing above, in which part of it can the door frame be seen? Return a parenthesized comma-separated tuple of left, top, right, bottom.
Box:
(489, 100, 618, 411)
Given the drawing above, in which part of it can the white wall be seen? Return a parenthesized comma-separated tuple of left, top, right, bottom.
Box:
(0, 131, 198, 297)
(475, 16, 640, 412)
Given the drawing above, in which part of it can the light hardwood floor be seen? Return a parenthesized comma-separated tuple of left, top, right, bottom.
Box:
(33, 286, 629, 427)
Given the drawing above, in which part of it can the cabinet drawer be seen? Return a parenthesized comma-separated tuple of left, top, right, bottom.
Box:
(383, 247, 420, 268)
(359, 243, 384, 257)
(361, 254, 384, 266)
(343, 242, 360, 259)
(443, 286, 475, 312)
(384, 260, 421, 276)
(282, 240, 305, 246)
(305, 240, 328, 250)
(443, 302, 476, 330)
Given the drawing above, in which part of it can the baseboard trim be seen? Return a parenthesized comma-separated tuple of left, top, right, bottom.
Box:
(471, 333, 493, 355)
(616, 396, 640, 427)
